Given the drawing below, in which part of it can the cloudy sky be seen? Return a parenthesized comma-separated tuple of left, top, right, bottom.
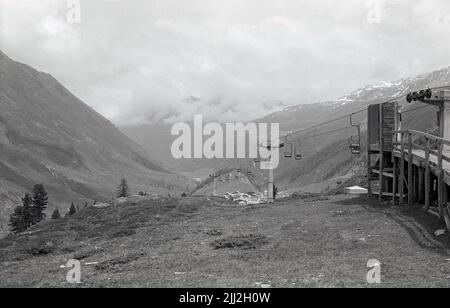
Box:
(1, 0, 450, 125)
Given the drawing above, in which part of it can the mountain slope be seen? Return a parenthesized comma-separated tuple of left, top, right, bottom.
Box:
(120, 122, 238, 176)
(270, 66, 450, 190)
(0, 51, 192, 231)
(121, 66, 450, 194)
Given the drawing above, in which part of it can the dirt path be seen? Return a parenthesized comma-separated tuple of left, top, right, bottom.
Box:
(0, 195, 449, 287)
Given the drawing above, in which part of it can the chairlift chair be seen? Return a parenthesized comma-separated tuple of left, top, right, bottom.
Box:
(350, 143, 361, 155)
(349, 113, 361, 155)
(294, 142, 303, 160)
(284, 141, 293, 158)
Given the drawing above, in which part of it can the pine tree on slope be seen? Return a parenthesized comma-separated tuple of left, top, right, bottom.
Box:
(68, 203, 77, 216)
(51, 208, 62, 220)
(117, 178, 130, 198)
(32, 184, 48, 224)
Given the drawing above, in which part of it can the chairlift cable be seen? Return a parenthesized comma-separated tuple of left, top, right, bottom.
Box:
(301, 127, 353, 141)
(285, 85, 450, 139)
(402, 105, 434, 114)
(211, 86, 449, 172)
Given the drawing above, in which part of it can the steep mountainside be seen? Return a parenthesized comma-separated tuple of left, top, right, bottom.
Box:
(120, 123, 237, 176)
(0, 51, 192, 231)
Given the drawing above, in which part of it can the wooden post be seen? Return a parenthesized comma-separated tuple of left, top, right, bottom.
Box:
(392, 156, 397, 205)
(438, 140, 444, 219)
(418, 167, 424, 204)
(392, 109, 399, 205)
(399, 132, 405, 205)
(425, 138, 431, 210)
(415, 166, 420, 203)
(367, 108, 372, 197)
(268, 168, 274, 204)
(408, 132, 413, 206)
(444, 186, 450, 233)
(379, 104, 384, 201)
(444, 184, 448, 212)
(441, 91, 450, 155)
(439, 92, 450, 223)
(413, 165, 418, 203)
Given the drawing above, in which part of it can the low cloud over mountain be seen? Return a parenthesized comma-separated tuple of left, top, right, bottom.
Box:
(1, 0, 450, 125)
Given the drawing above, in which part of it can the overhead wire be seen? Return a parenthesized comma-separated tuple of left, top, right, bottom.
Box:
(285, 85, 450, 140)
(211, 85, 449, 171)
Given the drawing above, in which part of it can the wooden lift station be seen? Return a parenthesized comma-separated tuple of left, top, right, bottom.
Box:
(367, 90, 450, 231)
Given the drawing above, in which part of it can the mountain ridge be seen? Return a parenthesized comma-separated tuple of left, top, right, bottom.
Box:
(121, 66, 450, 184)
(0, 51, 192, 231)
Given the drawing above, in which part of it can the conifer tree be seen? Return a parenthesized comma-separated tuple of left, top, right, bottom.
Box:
(51, 208, 62, 219)
(8, 206, 27, 234)
(22, 193, 33, 228)
(68, 203, 77, 216)
(32, 184, 48, 224)
(117, 178, 129, 198)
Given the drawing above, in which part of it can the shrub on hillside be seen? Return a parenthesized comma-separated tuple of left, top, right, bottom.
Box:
(67, 203, 77, 216)
(51, 209, 62, 220)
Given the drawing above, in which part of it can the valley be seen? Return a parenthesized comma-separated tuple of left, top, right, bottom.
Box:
(121, 66, 450, 197)
(2, 48, 448, 234)
(2, 0, 450, 291)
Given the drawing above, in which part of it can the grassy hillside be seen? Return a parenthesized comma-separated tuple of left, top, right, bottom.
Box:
(1, 195, 449, 287)
(0, 51, 193, 230)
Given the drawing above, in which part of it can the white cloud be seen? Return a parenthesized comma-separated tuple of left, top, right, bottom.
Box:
(36, 15, 80, 53)
(1, 0, 449, 125)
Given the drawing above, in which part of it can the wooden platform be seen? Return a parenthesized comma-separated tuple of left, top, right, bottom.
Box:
(392, 147, 450, 185)
(388, 130, 450, 233)
(367, 91, 450, 232)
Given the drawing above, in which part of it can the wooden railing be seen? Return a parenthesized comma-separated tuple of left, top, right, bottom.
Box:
(393, 130, 450, 222)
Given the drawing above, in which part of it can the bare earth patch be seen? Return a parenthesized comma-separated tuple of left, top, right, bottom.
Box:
(211, 234, 269, 250)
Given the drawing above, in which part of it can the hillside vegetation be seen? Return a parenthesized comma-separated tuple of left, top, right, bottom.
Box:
(0, 51, 193, 230)
(1, 195, 449, 287)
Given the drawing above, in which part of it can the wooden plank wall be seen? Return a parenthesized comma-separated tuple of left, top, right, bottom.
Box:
(367, 102, 397, 199)
(368, 104, 380, 151)
(382, 103, 396, 152)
